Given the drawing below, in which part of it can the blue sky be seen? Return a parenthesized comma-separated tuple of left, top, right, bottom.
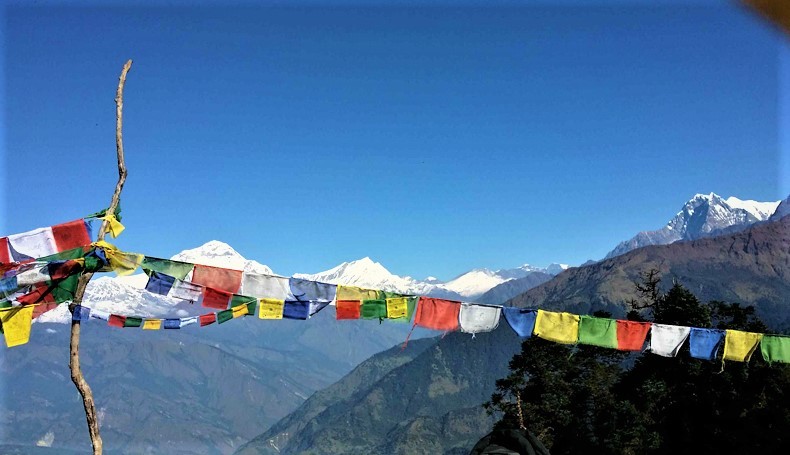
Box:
(1, 1, 787, 280)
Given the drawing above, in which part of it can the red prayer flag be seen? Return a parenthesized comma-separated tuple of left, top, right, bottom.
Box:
(0, 237, 10, 263)
(192, 265, 242, 293)
(336, 300, 361, 320)
(414, 297, 461, 331)
(199, 312, 217, 327)
(108, 314, 126, 328)
(202, 287, 232, 309)
(616, 320, 652, 351)
(16, 283, 56, 305)
(51, 220, 92, 252)
(48, 260, 83, 281)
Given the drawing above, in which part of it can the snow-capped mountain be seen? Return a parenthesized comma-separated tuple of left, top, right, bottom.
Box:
(605, 193, 781, 259)
(297, 258, 569, 301)
(172, 240, 273, 275)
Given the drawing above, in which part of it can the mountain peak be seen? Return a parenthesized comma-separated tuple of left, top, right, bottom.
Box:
(170, 241, 272, 274)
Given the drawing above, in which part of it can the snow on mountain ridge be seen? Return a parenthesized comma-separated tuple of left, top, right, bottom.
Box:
(171, 240, 273, 275)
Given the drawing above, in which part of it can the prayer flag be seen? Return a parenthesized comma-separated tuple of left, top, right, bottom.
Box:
(534, 310, 579, 344)
(336, 285, 382, 301)
(577, 316, 617, 348)
(145, 271, 176, 296)
(192, 265, 242, 294)
(51, 220, 92, 252)
(230, 295, 256, 317)
(414, 297, 460, 332)
(258, 298, 285, 320)
(90, 309, 110, 321)
(361, 299, 387, 320)
(142, 319, 162, 330)
(180, 316, 198, 327)
(0, 305, 34, 347)
(288, 278, 337, 302)
(232, 305, 248, 318)
(202, 287, 232, 310)
(240, 273, 290, 300)
(458, 303, 502, 334)
(93, 241, 143, 276)
(141, 257, 194, 280)
(503, 308, 538, 338)
(71, 305, 91, 322)
(0, 276, 17, 296)
(385, 297, 408, 320)
(47, 259, 84, 281)
(199, 313, 217, 326)
(217, 309, 233, 324)
(0, 237, 11, 263)
(283, 301, 310, 320)
(723, 329, 763, 362)
(108, 314, 126, 328)
(616, 320, 652, 351)
(124, 317, 143, 328)
(163, 319, 181, 329)
(648, 324, 690, 357)
(689, 328, 724, 361)
(7, 227, 57, 261)
(15, 263, 51, 287)
(168, 279, 202, 303)
(336, 300, 361, 320)
(32, 302, 58, 319)
(760, 335, 790, 364)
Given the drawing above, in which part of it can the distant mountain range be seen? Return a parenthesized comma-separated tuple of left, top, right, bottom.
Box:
(605, 193, 779, 259)
(236, 212, 790, 454)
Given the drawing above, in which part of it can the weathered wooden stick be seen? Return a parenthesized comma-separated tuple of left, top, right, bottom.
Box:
(68, 59, 132, 455)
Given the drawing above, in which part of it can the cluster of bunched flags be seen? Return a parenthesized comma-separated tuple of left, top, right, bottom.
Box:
(1, 214, 788, 365)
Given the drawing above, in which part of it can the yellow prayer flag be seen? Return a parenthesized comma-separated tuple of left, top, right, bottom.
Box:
(723, 329, 763, 362)
(94, 240, 143, 276)
(534, 310, 580, 344)
(142, 319, 162, 330)
(232, 305, 248, 318)
(386, 297, 408, 319)
(1, 305, 35, 348)
(336, 285, 382, 301)
(100, 213, 126, 238)
(259, 298, 284, 319)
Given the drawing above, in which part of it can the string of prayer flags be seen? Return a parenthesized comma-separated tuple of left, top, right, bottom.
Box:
(578, 315, 618, 348)
(760, 335, 790, 364)
(142, 319, 162, 330)
(648, 324, 691, 357)
(1, 305, 34, 347)
(258, 299, 284, 319)
(192, 264, 242, 294)
(534, 310, 580, 344)
(616, 320, 652, 351)
(458, 303, 502, 335)
(503, 308, 537, 338)
(723, 329, 764, 362)
(414, 297, 460, 331)
(689, 328, 725, 361)
(241, 273, 290, 300)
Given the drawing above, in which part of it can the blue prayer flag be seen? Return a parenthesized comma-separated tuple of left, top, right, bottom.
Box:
(163, 318, 181, 329)
(145, 271, 176, 296)
(689, 328, 724, 360)
(503, 307, 538, 338)
(283, 301, 310, 320)
(288, 278, 337, 303)
(0, 275, 18, 296)
(71, 305, 91, 322)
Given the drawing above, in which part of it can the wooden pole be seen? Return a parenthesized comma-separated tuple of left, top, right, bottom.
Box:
(68, 59, 132, 455)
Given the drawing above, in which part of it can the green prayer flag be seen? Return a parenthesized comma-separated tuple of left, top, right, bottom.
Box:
(49, 274, 80, 303)
(141, 257, 194, 280)
(761, 335, 790, 364)
(217, 309, 233, 324)
(0, 300, 11, 309)
(124, 316, 143, 328)
(361, 299, 387, 320)
(39, 246, 89, 262)
(231, 295, 257, 317)
(578, 315, 617, 348)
